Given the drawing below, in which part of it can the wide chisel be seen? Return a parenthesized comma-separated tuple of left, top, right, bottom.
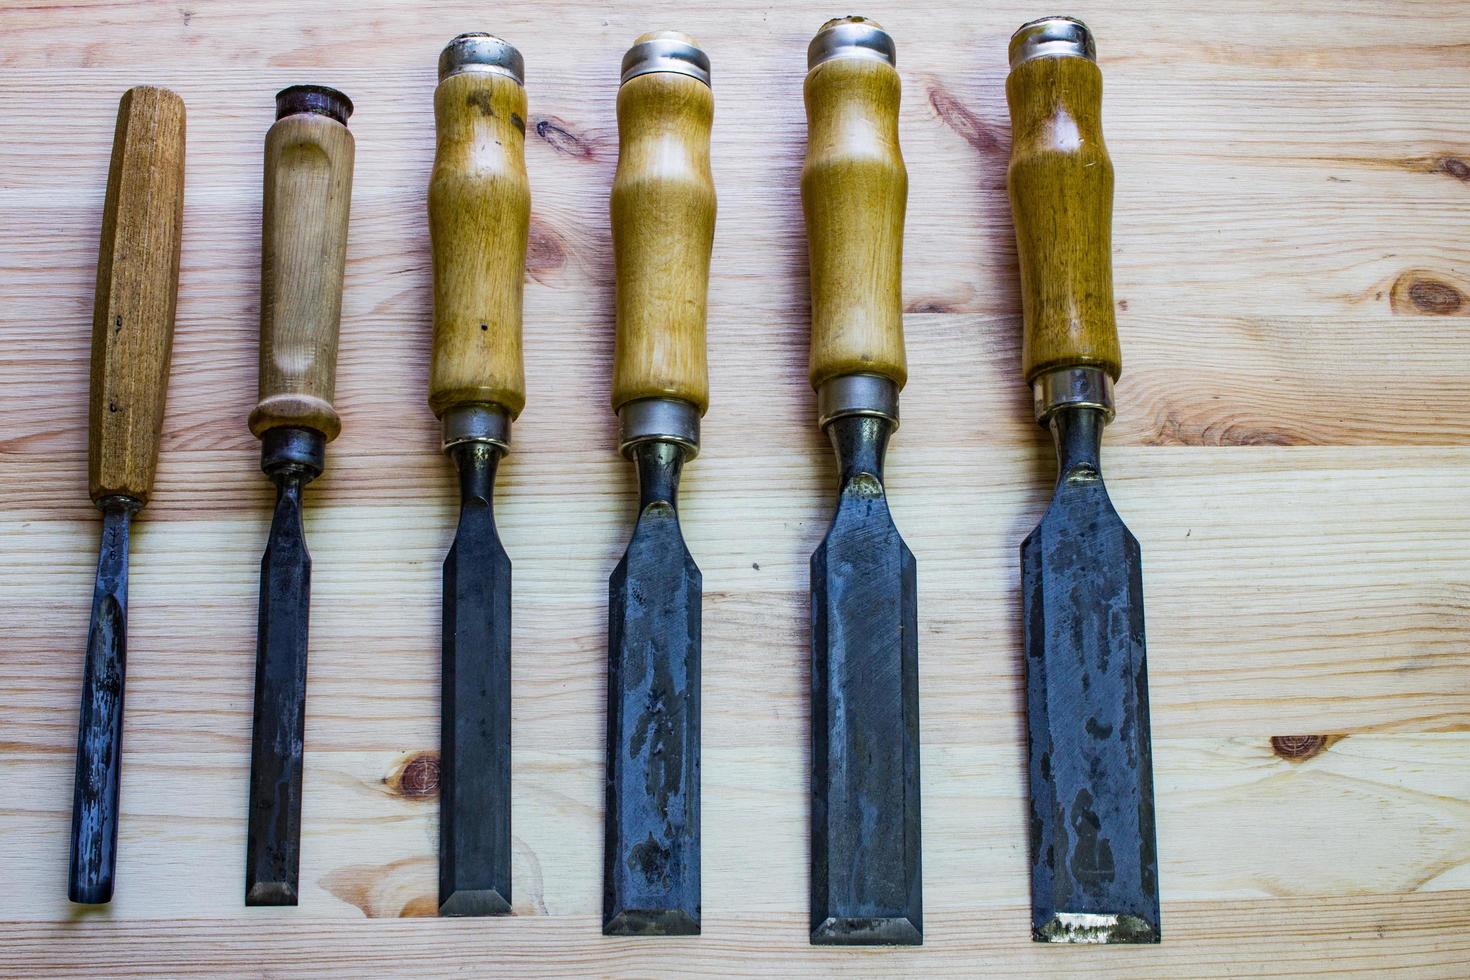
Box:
(603, 31, 714, 937)
(68, 86, 186, 905)
(428, 33, 529, 917)
(244, 84, 354, 906)
(1007, 17, 1160, 944)
(802, 17, 921, 946)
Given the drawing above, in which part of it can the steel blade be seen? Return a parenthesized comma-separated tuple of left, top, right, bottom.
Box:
(439, 443, 513, 916)
(604, 441, 701, 936)
(1022, 407, 1158, 943)
(811, 414, 922, 946)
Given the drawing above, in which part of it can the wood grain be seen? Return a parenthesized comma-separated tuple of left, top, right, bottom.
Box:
(428, 66, 530, 420)
(802, 45, 908, 389)
(3, 0, 1469, 974)
(88, 86, 185, 505)
(1007, 45, 1119, 383)
(610, 61, 715, 413)
(249, 104, 355, 441)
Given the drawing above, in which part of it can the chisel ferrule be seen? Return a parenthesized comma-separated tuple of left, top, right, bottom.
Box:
(443, 402, 511, 453)
(1032, 365, 1114, 426)
(817, 372, 899, 430)
(807, 16, 896, 70)
(620, 32, 710, 87)
(259, 425, 325, 481)
(438, 33, 525, 85)
(275, 84, 352, 125)
(618, 396, 700, 459)
(1009, 16, 1096, 69)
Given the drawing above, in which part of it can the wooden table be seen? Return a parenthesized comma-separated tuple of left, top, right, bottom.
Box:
(4, 1, 1468, 975)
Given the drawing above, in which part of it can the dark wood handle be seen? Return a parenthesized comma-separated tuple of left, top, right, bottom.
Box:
(1007, 42, 1120, 383)
(89, 86, 186, 506)
(802, 42, 907, 390)
(250, 97, 355, 441)
(611, 34, 715, 414)
(429, 65, 530, 420)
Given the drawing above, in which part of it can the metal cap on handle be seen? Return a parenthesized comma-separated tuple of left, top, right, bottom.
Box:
(808, 16, 896, 70)
(1009, 16, 1096, 69)
(439, 33, 525, 85)
(621, 31, 710, 87)
(275, 84, 353, 124)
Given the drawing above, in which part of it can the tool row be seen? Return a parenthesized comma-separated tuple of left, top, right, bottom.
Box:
(68, 16, 1158, 946)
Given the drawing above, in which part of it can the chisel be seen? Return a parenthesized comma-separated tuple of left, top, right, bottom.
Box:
(428, 33, 529, 917)
(244, 84, 354, 906)
(802, 17, 921, 946)
(68, 86, 186, 905)
(603, 31, 714, 937)
(1007, 17, 1160, 944)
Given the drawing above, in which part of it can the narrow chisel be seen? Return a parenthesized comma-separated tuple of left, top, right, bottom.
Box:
(603, 31, 714, 937)
(428, 33, 530, 917)
(68, 86, 186, 905)
(244, 84, 355, 906)
(1006, 17, 1161, 944)
(802, 17, 922, 946)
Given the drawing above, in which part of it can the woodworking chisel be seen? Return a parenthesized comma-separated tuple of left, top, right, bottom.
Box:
(245, 84, 355, 906)
(428, 33, 529, 917)
(603, 31, 714, 937)
(802, 17, 922, 946)
(1007, 18, 1160, 943)
(68, 86, 186, 905)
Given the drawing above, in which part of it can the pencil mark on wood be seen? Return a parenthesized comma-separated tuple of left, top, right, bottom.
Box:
(927, 83, 1006, 156)
(1390, 270, 1466, 316)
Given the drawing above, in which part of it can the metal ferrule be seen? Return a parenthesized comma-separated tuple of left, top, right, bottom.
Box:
(620, 33, 711, 87)
(807, 16, 896, 70)
(1009, 16, 1095, 70)
(260, 425, 326, 481)
(438, 33, 525, 85)
(618, 397, 700, 459)
(1032, 366, 1115, 425)
(274, 84, 353, 125)
(817, 373, 900, 430)
(443, 402, 512, 453)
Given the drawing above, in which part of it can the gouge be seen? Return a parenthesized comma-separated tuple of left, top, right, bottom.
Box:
(802, 17, 921, 946)
(603, 31, 714, 937)
(69, 86, 185, 905)
(245, 84, 354, 906)
(1007, 17, 1160, 944)
(428, 33, 529, 917)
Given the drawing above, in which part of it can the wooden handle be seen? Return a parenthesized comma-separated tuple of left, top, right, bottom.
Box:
(88, 86, 186, 506)
(250, 93, 355, 441)
(428, 63, 530, 420)
(802, 47, 907, 391)
(1007, 39, 1120, 383)
(610, 47, 715, 414)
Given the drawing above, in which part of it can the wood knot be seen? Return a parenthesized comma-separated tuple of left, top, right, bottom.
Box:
(527, 217, 567, 283)
(1271, 734, 1329, 761)
(1436, 156, 1470, 182)
(1390, 270, 1466, 316)
(926, 82, 1005, 156)
(534, 116, 596, 160)
(386, 752, 439, 799)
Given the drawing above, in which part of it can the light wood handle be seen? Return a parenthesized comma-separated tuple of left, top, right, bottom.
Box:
(610, 59, 715, 414)
(801, 53, 907, 391)
(250, 94, 355, 441)
(88, 86, 186, 506)
(428, 68, 530, 420)
(1007, 46, 1120, 383)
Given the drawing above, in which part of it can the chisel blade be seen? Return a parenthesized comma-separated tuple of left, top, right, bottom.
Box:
(439, 443, 512, 916)
(245, 475, 312, 906)
(604, 441, 701, 936)
(1022, 408, 1158, 943)
(810, 414, 922, 946)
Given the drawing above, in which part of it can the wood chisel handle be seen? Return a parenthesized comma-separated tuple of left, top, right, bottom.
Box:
(89, 86, 186, 506)
(1007, 18, 1120, 404)
(249, 87, 355, 443)
(802, 17, 907, 397)
(611, 32, 715, 419)
(429, 35, 530, 434)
